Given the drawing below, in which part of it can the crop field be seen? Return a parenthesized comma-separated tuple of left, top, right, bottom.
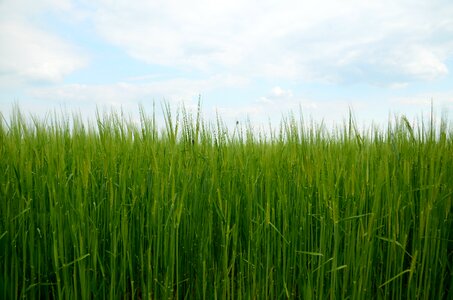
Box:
(0, 106, 452, 299)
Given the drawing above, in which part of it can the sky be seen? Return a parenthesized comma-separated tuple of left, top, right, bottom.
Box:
(1, 0, 453, 131)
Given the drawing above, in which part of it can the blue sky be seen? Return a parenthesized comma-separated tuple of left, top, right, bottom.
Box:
(1, 0, 453, 130)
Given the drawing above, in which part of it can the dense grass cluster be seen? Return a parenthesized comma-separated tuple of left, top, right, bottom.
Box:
(0, 106, 452, 299)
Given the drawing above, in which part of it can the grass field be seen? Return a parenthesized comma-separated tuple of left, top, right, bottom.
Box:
(0, 105, 452, 299)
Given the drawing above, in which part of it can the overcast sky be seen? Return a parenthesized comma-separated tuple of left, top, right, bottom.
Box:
(1, 0, 453, 130)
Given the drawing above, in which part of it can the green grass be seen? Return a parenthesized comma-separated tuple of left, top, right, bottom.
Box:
(0, 105, 452, 299)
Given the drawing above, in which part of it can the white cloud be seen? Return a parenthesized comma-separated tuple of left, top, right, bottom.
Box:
(221, 85, 453, 132)
(259, 87, 295, 104)
(388, 82, 410, 90)
(392, 92, 453, 107)
(231, 87, 320, 128)
(271, 87, 293, 98)
(0, 0, 88, 86)
(5, 74, 248, 129)
(0, 0, 73, 16)
(399, 46, 448, 80)
(0, 20, 87, 85)
(89, 0, 453, 85)
(28, 74, 249, 106)
(2, 0, 452, 89)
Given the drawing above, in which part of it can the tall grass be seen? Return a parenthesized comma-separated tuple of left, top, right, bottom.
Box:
(0, 105, 452, 299)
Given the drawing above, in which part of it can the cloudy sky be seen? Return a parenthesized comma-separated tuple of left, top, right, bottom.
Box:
(1, 0, 453, 129)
